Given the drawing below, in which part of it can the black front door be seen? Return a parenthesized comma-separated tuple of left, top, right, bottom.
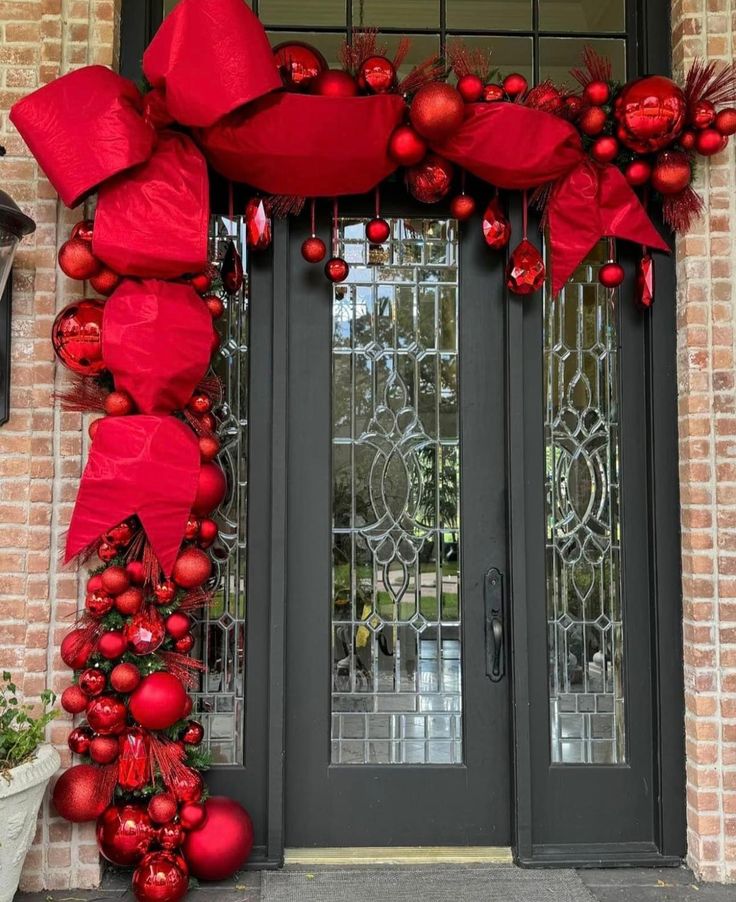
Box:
(283, 197, 511, 847)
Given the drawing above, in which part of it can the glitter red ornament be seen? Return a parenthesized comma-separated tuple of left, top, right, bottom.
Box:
(583, 80, 610, 106)
(97, 630, 128, 660)
(481, 197, 512, 250)
(172, 547, 212, 589)
(578, 106, 607, 136)
(366, 217, 391, 244)
(310, 69, 358, 97)
(52, 764, 109, 822)
(406, 154, 454, 204)
(182, 797, 254, 881)
(148, 793, 178, 825)
(61, 630, 95, 669)
(192, 462, 227, 517)
(126, 608, 166, 655)
(130, 673, 188, 731)
(58, 237, 100, 280)
(502, 73, 528, 97)
(410, 83, 464, 142)
(115, 586, 144, 616)
(87, 695, 127, 735)
(118, 728, 151, 790)
(245, 198, 272, 250)
(68, 726, 94, 755)
(61, 685, 89, 714)
(301, 235, 326, 263)
(97, 803, 155, 867)
(273, 41, 327, 92)
(357, 55, 397, 94)
(103, 390, 134, 416)
(79, 668, 107, 697)
(52, 300, 105, 376)
(715, 108, 736, 136)
(132, 851, 189, 902)
(457, 73, 484, 103)
(450, 194, 476, 221)
(90, 267, 120, 296)
(110, 662, 141, 693)
(388, 125, 427, 166)
(651, 150, 692, 194)
(101, 565, 130, 595)
(89, 735, 120, 764)
(614, 75, 686, 152)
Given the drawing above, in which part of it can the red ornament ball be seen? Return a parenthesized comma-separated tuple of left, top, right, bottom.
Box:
(181, 695, 193, 718)
(87, 695, 127, 735)
(192, 462, 227, 517)
(482, 83, 505, 102)
(204, 294, 225, 319)
(71, 219, 94, 242)
(58, 237, 100, 281)
(366, 217, 391, 244)
(688, 99, 715, 129)
(172, 547, 212, 589)
(89, 735, 120, 765)
(61, 630, 95, 670)
(169, 766, 204, 803)
(126, 609, 166, 655)
(324, 257, 350, 283)
(159, 822, 186, 850)
(614, 75, 686, 152)
(599, 262, 626, 288)
(578, 106, 607, 136)
(198, 434, 221, 462)
(85, 591, 114, 618)
(115, 586, 144, 616)
(503, 73, 528, 97)
(189, 271, 212, 294)
(175, 634, 195, 654)
(179, 801, 207, 831)
(197, 518, 218, 548)
(181, 720, 204, 746)
(97, 803, 154, 867)
(457, 73, 484, 103)
(563, 95, 584, 119)
(696, 127, 726, 156)
(110, 662, 142, 693)
(715, 107, 736, 137)
(583, 80, 610, 106)
(87, 574, 103, 593)
(97, 541, 117, 563)
(129, 673, 187, 731)
(406, 154, 454, 204)
(79, 668, 106, 697)
(410, 83, 464, 142)
(101, 565, 130, 596)
(301, 236, 326, 264)
(679, 129, 696, 150)
(651, 150, 692, 194)
(182, 797, 254, 881)
(52, 300, 105, 376)
(625, 159, 652, 186)
(154, 580, 176, 606)
(310, 69, 358, 97)
(53, 764, 110, 822)
(166, 612, 191, 641)
(89, 267, 120, 297)
(61, 685, 89, 714)
(132, 852, 189, 902)
(388, 125, 427, 166)
(104, 390, 134, 417)
(357, 55, 396, 94)
(97, 630, 128, 660)
(450, 194, 477, 221)
(148, 793, 178, 825)
(591, 136, 619, 163)
(184, 516, 200, 541)
(68, 725, 94, 755)
(273, 41, 327, 92)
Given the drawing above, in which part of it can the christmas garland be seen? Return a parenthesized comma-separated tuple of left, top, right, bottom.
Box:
(8, 0, 736, 899)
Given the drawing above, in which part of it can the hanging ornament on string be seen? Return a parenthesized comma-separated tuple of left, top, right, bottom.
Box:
(450, 172, 476, 221)
(245, 196, 272, 250)
(506, 192, 545, 296)
(406, 154, 454, 204)
(636, 248, 655, 310)
(599, 238, 625, 288)
(366, 187, 391, 245)
(301, 199, 326, 263)
(325, 199, 349, 283)
(482, 193, 511, 249)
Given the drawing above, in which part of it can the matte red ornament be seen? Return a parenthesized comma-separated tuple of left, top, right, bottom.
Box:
(181, 696, 193, 718)
(457, 73, 484, 103)
(132, 851, 189, 902)
(695, 127, 726, 156)
(126, 608, 166, 655)
(563, 95, 583, 119)
(591, 136, 619, 163)
(166, 612, 191, 641)
(172, 547, 212, 589)
(651, 150, 692, 194)
(97, 803, 155, 867)
(410, 83, 465, 142)
(506, 239, 546, 295)
(110, 662, 142, 693)
(679, 129, 696, 150)
(715, 107, 736, 136)
(688, 99, 715, 129)
(481, 197, 512, 250)
(324, 257, 350, 283)
(61, 685, 89, 714)
(204, 294, 225, 319)
(52, 300, 105, 376)
(245, 198, 272, 250)
(599, 261, 625, 288)
(115, 586, 144, 616)
(101, 566, 130, 596)
(189, 271, 213, 293)
(482, 84, 504, 102)
(583, 80, 610, 106)
(52, 764, 110, 822)
(90, 267, 121, 297)
(154, 580, 177, 606)
(192, 463, 227, 517)
(159, 822, 186, 850)
(614, 75, 686, 152)
(578, 106, 607, 136)
(86, 592, 114, 618)
(68, 726, 94, 755)
(148, 793, 178, 825)
(450, 194, 476, 221)
(625, 159, 652, 186)
(366, 217, 391, 244)
(125, 561, 145, 585)
(72, 220, 95, 242)
(358, 56, 397, 94)
(61, 630, 96, 670)
(179, 801, 207, 831)
(502, 73, 528, 97)
(97, 630, 128, 660)
(87, 695, 127, 735)
(169, 766, 204, 803)
(197, 518, 218, 548)
(87, 574, 103, 593)
(89, 735, 120, 765)
(181, 720, 204, 745)
(182, 797, 254, 880)
(301, 236, 326, 263)
(174, 634, 195, 654)
(130, 673, 187, 731)
(388, 125, 427, 166)
(104, 390, 135, 417)
(198, 434, 221, 462)
(310, 69, 358, 97)
(118, 728, 151, 790)
(273, 41, 327, 92)
(58, 238, 101, 281)
(406, 154, 454, 204)
(636, 253, 655, 310)
(79, 668, 107, 697)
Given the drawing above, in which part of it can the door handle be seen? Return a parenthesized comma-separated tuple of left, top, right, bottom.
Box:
(484, 568, 505, 682)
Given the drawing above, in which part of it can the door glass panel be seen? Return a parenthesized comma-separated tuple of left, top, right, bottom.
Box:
(539, 37, 626, 87)
(331, 218, 462, 766)
(260, 0, 345, 26)
(456, 35, 534, 84)
(447, 0, 532, 31)
(353, 0, 440, 29)
(544, 241, 625, 765)
(538, 0, 626, 33)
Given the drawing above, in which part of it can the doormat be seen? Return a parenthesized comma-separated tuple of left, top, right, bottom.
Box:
(262, 865, 597, 902)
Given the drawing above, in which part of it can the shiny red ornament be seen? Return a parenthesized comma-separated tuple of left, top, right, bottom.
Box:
(97, 630, 128, 660)
(97, 803, 155, 867)
(103, 519, 136, 548)
(101, 565, 130, 595)
(482, 83, 504, 102)
(52, 764, 109, 822)
(715, 108, 736, 136)
(406, 154, 454, 204)
(154, 580, 177, 606)
(197, 518, 218, 548)
(578, 106, 607, 136)
(636, 253, 655, 310)
(179, 801, 207, 831)
(563, 95, 583, 119)
(525, 84, 562, 114)
(181, 695, 193, 718)
(204, 294, 225, 319)
(71, 219, 94, 242)
(614, 75, 686, 152)
(301, 235, 327, 263)
(688, 99, 715, 129)
(159, 822, 186, 850)
(97, 541, 117, 563)
(366, 217, 391, 244)
(174, 634, 195, 654)
(591, 136, 619, 163)
(126, 560, 145, 585)
(388, 125, 427, 166)
(583, 80, 610, 106)
(52, 300, 105, 376)
(481, 197, 512, 250)
(625, 159, 652, 186)
(89, 267, 120, 296)
(126, 608, 166, 655)
(89, 735, 119, 765)
(182, 797, 254, 881)
(87, 573, 103, 593)
(132, 852, 189, 902)
(503, 73, 528, 97)
(310, 69, 358, 97)
(181, 720, 204, 745)
(148, 793, 178, 825)
(450, 194, 476, 221)
(324, 257, 349, 283)
(187, 392, 212, 416)
(61, 630, 95, 670)
(599, 261, 625, 288)
(357, 55, 396, 94)
(61, 685, 89, 714)
(410, 83, 464, 142)
(110, 662, 142, 693)
(245, 198, 272, 250)
(457, 73, 484, 103)
(172, 547, 212, 589)
(184, 516, 200, 541)
(195, 411, 217, 434)
(165, 612, 191, 640)
(115, 586, 144, 616)
(118, 728, 151, 790)
(273, 41, 327, 92)
(87, 694, 127, 735)
(220, 240, 243, 294)
(86, 591, 114, 618)
(79, 668, 106, 697)
(130, 673, 188, 731)
(651, 150, 692, 194)
(696, 127, 726, 156)
(58, 237, 101, 280)
(68, 726, 94, 755)
(189, 270, 213, 294)
(506, 239, 546, 295)
(192, 462, 227, 517)
(169, 766, 204, 803)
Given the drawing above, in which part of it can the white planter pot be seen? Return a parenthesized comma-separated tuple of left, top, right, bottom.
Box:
(0, 744, 60, 902)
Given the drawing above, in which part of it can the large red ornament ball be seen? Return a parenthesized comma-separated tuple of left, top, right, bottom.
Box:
(583, 80, 610, 106)
(129, 673, 187, 731)
(301, 236, 327, 264)
(696, 127, 726, 156)
(58, 237, 100, 281)
(324, 257, 349, 283)
(52, 300, 105, 376)
(61, 685, 88, 714)
(502, 73, 528, 97)
(614, 75, 686, 152)
(182, 797, 254, 881)
(97, 803, 155, 867)
(406, 154, 454, 204)
(310, 69, 358, 97)
(651, 150, 692, 194)
(172, 547, 212, 589)
(410, 83, 464, 142)
(357, 55, 397, 94)
(86, 695, 128, 735)
(89, 735, 120, 765)
(457, 74, 484, 104)
(625, 159, 652, 186)
(68, 726, 94, 755)
(450, 194, 477, 221)
(126, 609, 166, 655)
(388, 125, 427, 166)
(78, 668, 106, 697)
(110, 662, 141, 693)
(61, 629, 95, 670)
(179, 801, 207, 831)
(273, 41, 327, 92)
(97, 630, 128, 660)
(599, 262, 626, 288)
(132, 852, 189, 902)
(148, 793, 178, 825)
(715, 108, 736, 136)
(366, 217, 391, 244)
(52, 764, 109, 822)
(192, 462, 227, 517)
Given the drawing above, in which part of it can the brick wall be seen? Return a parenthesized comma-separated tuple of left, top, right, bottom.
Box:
(672, 0, 736, 884)
(0, 0, 120, 891)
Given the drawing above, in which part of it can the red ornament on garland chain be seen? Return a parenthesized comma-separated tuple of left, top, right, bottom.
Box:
(301, 199, 326, 263)
(599, 239, 625, 289)
(129, 673, 187, 731)
(506, 193, 545, 296)
(132, 851, 189, 902)
(118, 728, 151, 790)
(97, 803, 155, 867)
(482, 194, 511, 250)
(614, 75, 687, 152)
(406, 154, 454, 204)
(388, 125, 427, 166)
(325, 198, 349, 283)
(357, 55, 397, 94)
(245, 197, 272, 250)
(87, 695, 127, 735)
(52, 300, 105, 376)
(410, 82, 464, 142)
(182, 796, 254, 881)
(273, 41, 327, 92)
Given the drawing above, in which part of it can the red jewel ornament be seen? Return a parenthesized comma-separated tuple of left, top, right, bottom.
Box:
(688, 99, 716, 129)
(636, 253, 655, 310)
(61, 630, 95, 670)
(71, 219, 94, 242)
(182, 797, 254, 881)
(310, 69, 358, 97)
(482, 83, 505, 102)
(154, 580, 177, 606)
(58, 237, 100, 281)
(506, 239, 545, 295)
(715, 108, 736, 136)
(130, 673, 188, 731)
(696, 127, 726, 156)
(220, 240, 243, 294)
(599, 261, 625, 288)
(273, 41, 327, 92)
(126, 608, 166, 655)
(583, 80, 610, 106)
(357, 55, 397, 94)
(450, 194, 476, 221)
(101, 565, 130, 596)
(68, 725, 94, 755)
(198, 434, 221, 462)
(86, 591, 114, 618)
(179, 801, 207, 831)
(503, 73, 528, 97)
(89, 735, 120, 765)
(406, 154, 454, 204)
(410, 83, 464, 142)
(89, 267, 120, 296)
(118, 727, 151, 790)
(614, 75, 686, 152)
(245, 198, 272, 250)
(457, 73, 484, 103)
(302, 235, 327, 264)
(86, 695, 127, 735)
(97, 541, 117, 563)
(388, 125, 427, 166)
(115, 586, 144, 616)
(651, 150, 692, 194)
(172, 547, 212, 589)
(148, 793, 178, 825)
(61, 685, 89, 714)
(52, 300, 105, 376)
(132, 851, 189, 902)
(366, 217, 391, 244)
(79, 668, 106, 697)
(192, 462, 227, 517)
(110, 662, 142, 693)
(625, 159, 652, 186)
(165, 612, 191, 641)
(97, 630, 128, 660)
(325, 257, 349, 283)
(578, 106, 607, 136)
(591, 136, 619, 164)
(174, 634, 195, 654)
(52, 764, 109, 822)
(197, 518, 218, 548)
(159, 822, 186, 850)
(181, 720, 205, 745)
(169, 766, 204, 803)
(482, 197, 512, 250)
(97, 803, 155, 867)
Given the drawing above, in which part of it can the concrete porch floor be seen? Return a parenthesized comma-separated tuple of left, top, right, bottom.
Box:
(12, 866, 736, 902)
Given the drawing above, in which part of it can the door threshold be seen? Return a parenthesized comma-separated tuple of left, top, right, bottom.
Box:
(284, 847, 513, 865)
